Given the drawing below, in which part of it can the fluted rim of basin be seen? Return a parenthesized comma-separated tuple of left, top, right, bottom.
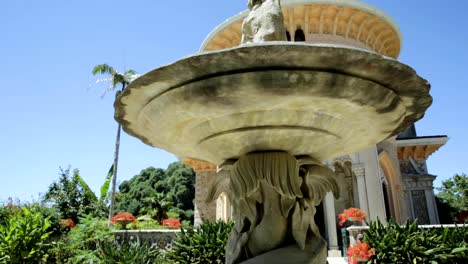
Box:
(115, 43, 431, 164)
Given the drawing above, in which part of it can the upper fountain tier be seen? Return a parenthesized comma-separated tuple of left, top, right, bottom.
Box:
(115, 43, 431, 165)
(201, 0, 402, 58)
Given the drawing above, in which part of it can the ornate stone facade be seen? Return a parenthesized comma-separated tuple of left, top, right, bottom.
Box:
(114, 230, 177, 250)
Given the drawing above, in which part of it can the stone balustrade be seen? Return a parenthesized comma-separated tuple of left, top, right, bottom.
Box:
(113, 229, 180, 250)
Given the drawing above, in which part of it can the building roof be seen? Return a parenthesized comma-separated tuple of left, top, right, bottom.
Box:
(200, 0, 402, 58)
(396, 136, 448, 160)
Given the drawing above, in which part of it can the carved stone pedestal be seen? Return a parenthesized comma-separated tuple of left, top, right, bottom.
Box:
(208, 152, 339, 264)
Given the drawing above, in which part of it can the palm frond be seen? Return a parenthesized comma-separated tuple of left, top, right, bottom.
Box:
(74, 172, 98, 202)
(92, 64, 116, 76)
(124, 73, 140, 84)
(100, 164, 113, 202)
(112, 74, 125, 89)
(124, 69, 136, 76)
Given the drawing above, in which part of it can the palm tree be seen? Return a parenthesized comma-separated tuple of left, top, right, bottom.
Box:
(92, 64, 138, 222)
(141, 191, 173, 222)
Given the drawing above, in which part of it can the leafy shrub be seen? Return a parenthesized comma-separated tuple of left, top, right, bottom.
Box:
(166, 220, 233, 264)
(44, 167, 106, 223)
(0, 207, 52, 263)
(51, 215, 113, 264)
(365, 219, 468, 264)
(97, 241, 161, 264)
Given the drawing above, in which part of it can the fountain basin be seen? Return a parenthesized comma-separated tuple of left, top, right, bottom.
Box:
(115, 43, 431, 164)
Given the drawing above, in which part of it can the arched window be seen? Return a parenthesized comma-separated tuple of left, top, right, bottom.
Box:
(294, 29, 305, 42)
(286, 31, 291, 41)
(382, 181, 393, 221)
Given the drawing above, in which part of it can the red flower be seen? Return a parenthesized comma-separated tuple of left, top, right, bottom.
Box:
(162, 218, 181, 229)
(457, 211, 468, 222)
(60, 218, 76, 229)
(111, 212, 136, 224)
(338, 208, 367, 226)
(347, 242, 375, 264)
(111, 212, 137, 228)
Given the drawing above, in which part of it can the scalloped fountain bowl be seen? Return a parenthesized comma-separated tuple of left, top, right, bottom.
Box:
(115, 43, 431, 165)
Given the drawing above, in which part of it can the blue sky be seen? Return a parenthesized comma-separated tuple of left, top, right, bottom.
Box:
(1, 0, 467, 201)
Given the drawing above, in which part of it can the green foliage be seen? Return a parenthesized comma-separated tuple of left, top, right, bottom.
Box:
(92, 64, 137, 90)
(140, 191, 172, 222)
(115, 162, 195, 222)
(44, 167, 105, 222)
(96, 242, 161, 264)
(59, 215, 113, 264)
(100, 164, 114, 202)
(166, 220, 233, 264)
(365, 219, 468, 263)
(0, 197, 21, 227)
(0, 207, 52, 264)
(437, 173, 468, 221)
(436, 196, 458, 224)
(135, 219, 164, 230)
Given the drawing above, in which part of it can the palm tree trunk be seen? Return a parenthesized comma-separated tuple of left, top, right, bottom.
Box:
(108, 84, 125, 222)
(108, 123, 121, 222)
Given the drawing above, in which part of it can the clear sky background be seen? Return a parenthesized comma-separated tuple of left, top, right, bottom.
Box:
(1, 0, 467, 201)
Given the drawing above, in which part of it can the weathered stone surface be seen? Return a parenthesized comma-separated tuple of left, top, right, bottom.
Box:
(113, 230, 177, 250)
(240, 243, 327, 264)
(193, 170, 217, 226)
(115, 43, 431, 165)
(241, 0, 287, 44)
(206, 152, 338, 264)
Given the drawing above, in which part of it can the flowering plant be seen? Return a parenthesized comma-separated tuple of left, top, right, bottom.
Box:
(111, 212, 137, 229)
(338, 208, 366, 226)
(457, 210, 468, 223)
(0, 197, 21, 225)
(162, 218, 181, 229)
(347, 242, 375, 264)
(60, 218, 76, 229)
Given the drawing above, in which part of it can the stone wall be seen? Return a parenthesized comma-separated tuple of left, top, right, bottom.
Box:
(194, 170, 217, 226)
(113, 230, 179, 250)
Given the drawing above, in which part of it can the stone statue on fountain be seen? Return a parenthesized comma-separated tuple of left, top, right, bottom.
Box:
(241, 0, 287, 43)
(208, 152, 339, 264)
(208, 2, 341, 263)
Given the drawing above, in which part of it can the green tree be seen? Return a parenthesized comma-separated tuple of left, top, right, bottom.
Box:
(115, 167, 166, 216)
(162, 162, 196, 220)
(92, 64, 137, 222)
(140, 191, 172, 222)
(44, 167, 111, 222)
(437, 173, 468, 221)
(44, 168, 98, 222)
(115, 162, 196, 222)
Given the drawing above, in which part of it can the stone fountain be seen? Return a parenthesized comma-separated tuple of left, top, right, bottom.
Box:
(115, 0, 431, 263)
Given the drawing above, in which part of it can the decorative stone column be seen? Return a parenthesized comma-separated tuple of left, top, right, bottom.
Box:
(425, 189, 439, 224)
(323, 192, 341, 257)
(357, 146, 387, 221)
(352, 164, 369, 215)
(183, 159, 217, 226)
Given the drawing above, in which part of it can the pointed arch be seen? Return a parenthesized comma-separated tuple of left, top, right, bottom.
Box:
(378, 150, 403, 222)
